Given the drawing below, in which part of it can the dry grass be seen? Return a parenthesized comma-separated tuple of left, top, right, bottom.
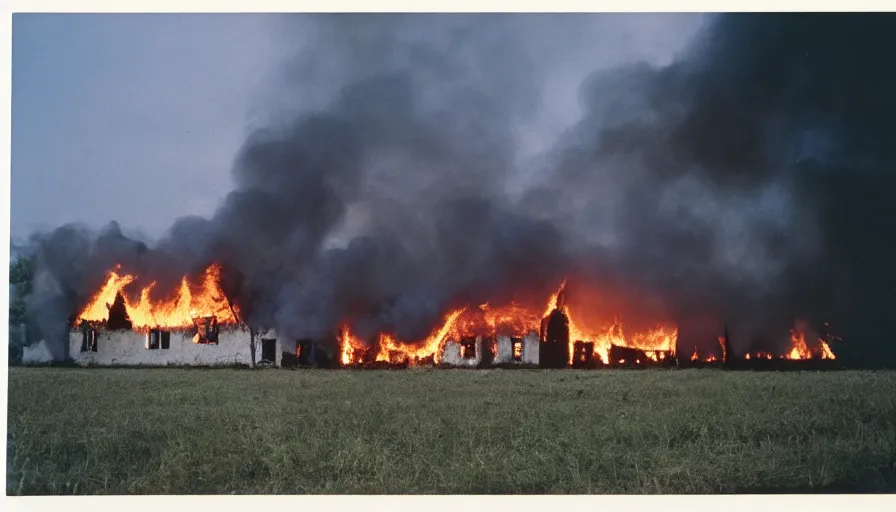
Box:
(7, 367, 896, 494)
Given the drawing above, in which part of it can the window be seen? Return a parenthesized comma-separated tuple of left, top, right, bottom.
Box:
(146, 329, 171, 350)
(261, 338, 276, 362)
(511, 337, 523, 361)
(572, 341, 594, 366)
(461, 338, 477, 359)
(146, 331, 159, 349)
(81, 328, 98, 352)
(192, 316, 219, 345)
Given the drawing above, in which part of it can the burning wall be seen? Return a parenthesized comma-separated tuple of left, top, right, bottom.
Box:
(67, 326, 276, 367)
(495, 334, 540, 365)
(19, 16, 896, 369)
(440, 337, 486, 367)
(61, 261, 838, 369)
(60, 263, 298, 367)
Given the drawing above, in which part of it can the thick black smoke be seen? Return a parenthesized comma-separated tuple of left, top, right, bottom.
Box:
(527, 13, 896, 363)
(21, 14, 896, 364)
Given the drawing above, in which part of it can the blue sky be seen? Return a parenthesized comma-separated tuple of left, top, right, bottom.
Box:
(11, 14, 281, 241)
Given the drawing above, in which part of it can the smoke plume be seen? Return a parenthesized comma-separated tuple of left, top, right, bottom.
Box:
(20, 14, 896, 364)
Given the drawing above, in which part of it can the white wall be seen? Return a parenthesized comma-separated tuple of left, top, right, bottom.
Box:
(522, 333, 540, 365)
(441, 337, 483, 367)
(493, 333, 540, 365)
(68, 327, 284, 367)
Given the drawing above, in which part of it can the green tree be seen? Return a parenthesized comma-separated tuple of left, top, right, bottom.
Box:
(9, 256, 35, 325)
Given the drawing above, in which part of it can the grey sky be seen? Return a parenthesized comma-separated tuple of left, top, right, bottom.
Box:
(11, 14, 281, 241)
(11, 14, 706, 242)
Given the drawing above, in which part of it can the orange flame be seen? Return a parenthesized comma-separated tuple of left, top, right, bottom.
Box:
(819, 339, 836, 360)
(78, 267, 135, 322)
(339, 326, 366, 366)
(787, 329, 813, 360)
(540, 279, 677, 365)
(77, 264, 238, 331)
(745, 352, 775, 361)
(374, 307, 468, 365)
(785, 328, 837, 360)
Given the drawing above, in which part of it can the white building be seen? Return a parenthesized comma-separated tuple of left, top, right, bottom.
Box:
(440, 333, 540, 367)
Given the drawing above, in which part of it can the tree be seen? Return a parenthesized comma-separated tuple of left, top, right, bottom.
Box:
(9, 256, 35, 326)
(9, 255, 36, 364)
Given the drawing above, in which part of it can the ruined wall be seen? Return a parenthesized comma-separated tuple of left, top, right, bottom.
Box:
(524, 333, 540, 365)
(441, 337, 483, 367)
(494, 333, 540, 365)
(257, 328, 286, 367)
(67, 327, 284, 366)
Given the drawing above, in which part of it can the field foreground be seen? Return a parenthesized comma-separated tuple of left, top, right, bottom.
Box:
(7, 367, 896, 494)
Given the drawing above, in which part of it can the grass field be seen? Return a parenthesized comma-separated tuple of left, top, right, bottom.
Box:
(6, 367, 896, 494)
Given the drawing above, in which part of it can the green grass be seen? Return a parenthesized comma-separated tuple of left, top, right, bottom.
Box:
(7, 367, 896, 494)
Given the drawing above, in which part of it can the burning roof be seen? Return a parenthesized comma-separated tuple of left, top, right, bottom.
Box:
(75, 263, 240, 339)
(72, 261, 840, 367)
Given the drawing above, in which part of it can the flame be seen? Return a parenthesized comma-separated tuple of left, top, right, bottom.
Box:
(339, 326, 365, 366)
(81, 263, 839, 367)
(539, 281, 678, 365)
(785, 328, 837, 360)
(786, 329, 813, 360)
(77, 264, 238, 331)
(819, 339, 836, 360)
(78, 267, 135, 322)
(374, 307, 468, 365)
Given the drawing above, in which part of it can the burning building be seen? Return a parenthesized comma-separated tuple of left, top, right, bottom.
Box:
(13, 15, 896, 372)
(17, 258, 840, 369)
(27, 263, 320, 368)
(68, 323, 283, 367)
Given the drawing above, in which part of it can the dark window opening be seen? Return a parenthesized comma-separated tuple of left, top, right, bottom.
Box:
(572, 341, 595, 366)
(146, 329, 171, 350)
(193, 316, 219, 345)
(461, 338, 477, 359)
(261, 338, 276, 362)
(147, 330, 159, 349)
(511, 337, 523, 361)
(81, 328, 98, 352)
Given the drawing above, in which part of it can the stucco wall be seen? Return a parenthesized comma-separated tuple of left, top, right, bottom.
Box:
(68, 327, 283, 367)
(441, 333, 539, 367)
(441, 338, 483, 367)
(493, 333, 540, 365)
(522, 333, 539, 365)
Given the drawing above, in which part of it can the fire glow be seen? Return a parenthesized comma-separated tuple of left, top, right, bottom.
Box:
(339, 280, 680, 367)
(77, 264, 239, 341)
(77, 265, 838, 365)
